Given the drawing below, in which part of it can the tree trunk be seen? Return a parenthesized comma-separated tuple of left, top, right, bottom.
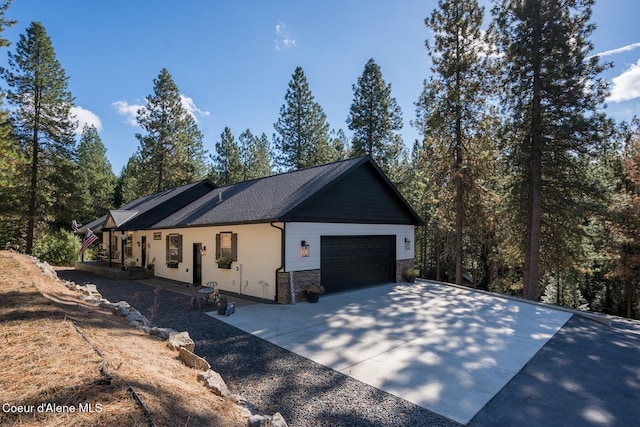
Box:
(525, 142, 543, 300)
(523, 2, 543, 301)
(454, 27, 464, 287)
(455, 118, 464, 286)
(26, 96, 41, 255)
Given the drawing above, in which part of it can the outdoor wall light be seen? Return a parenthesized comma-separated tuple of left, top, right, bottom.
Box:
(200, 246, 207, 256)
(404, 238, 411, 250)
(136, 241, 140, 247)
(300, 240, 310, 257)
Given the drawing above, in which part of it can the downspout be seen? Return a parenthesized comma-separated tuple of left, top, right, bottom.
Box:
(270, 222, 285, 303)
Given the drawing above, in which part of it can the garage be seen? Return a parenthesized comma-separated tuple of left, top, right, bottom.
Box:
(320, 235, 396, 294)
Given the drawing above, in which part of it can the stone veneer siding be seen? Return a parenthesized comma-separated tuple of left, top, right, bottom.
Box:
(277, 259, 416, 304)
(396, 259, 416, 282)
(277, 269, 321, 304)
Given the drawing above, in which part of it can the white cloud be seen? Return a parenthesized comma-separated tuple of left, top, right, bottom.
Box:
(275, 21, 296, 50)
(608, 59, 640, 103)
(590, 42, 640, 59)
(180, 94, 210, 121)
(70, 106, 102, 134)
(112, 100, 143, 126)
(113, 96, 209, 126)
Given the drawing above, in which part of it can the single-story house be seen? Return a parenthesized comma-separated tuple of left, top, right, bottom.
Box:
(80, 156, 424, 303)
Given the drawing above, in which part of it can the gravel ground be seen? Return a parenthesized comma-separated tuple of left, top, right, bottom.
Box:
(58, 270, 460, 427)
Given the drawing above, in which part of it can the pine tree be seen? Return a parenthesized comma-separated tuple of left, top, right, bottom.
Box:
(492, 0, 611, 300)
(274, 66, 332, 170)
(212, 127, 242, 185)
(609, 117, 640, 318)
(415, 0, 494, 285)
(0, 0, 20, 247)
(347, 58, 403, 172)
(238, 129, 273, 180)
(0, 0, 14, 48)
(114, 155, 142, 206)
(2, 21, 78, 253)
(135, 68, 207, 195)
(253, 133, 274, 178)
(75, 124, 117, 223)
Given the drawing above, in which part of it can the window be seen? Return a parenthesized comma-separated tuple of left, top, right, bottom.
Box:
(124, 235, 133, 258)
(215, 232, 237, 268)
(110, 234, 119, 259)
(166, 234, 183, 268)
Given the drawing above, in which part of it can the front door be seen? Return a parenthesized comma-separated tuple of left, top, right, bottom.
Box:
(141, 236, 147, 267)
(193, 243, 202, 285)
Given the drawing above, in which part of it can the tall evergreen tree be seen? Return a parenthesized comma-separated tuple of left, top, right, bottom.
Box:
(75, 124, 116, 223)
(2, 21, 78, 253)
(237, 129, 273, 180)
(274, 66, 332, 170)
(135, 68, 207, 195)
(0, 0, 14, 49)
(212, 127, 242, 185)
(609, 117, 640, 318)
(492, 0, 611, 300)
(0, 0, 21, 247)
(347, 58, 403, 172)
(253, 132, 274, 178)
(114, 155, 142, 207)
(415, 0, 494, 285)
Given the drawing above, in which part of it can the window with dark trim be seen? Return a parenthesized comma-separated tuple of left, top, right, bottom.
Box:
(124, 235, 133, 259)
(215, 232, 237, 268)
(166, 234, 183, 268)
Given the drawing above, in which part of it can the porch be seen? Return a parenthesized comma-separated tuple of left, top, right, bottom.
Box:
(75, 260, 153, 280)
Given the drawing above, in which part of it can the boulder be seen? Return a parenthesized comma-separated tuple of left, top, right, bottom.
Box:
(271, 413, 288, 427)
(82, 284, 102, 299)
(126, 309, 150, 327)
(98, 299, 115, 310)
(178, 347, 211, 371)
(149, 327, 176, 340)
(248, 413, 288, 427)
(197, 369, 230, 397)
(112, 301, 131, 316)
(167, 331, 195, 352)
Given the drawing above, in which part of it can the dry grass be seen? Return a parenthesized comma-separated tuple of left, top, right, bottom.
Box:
(0, 251, 247, 427)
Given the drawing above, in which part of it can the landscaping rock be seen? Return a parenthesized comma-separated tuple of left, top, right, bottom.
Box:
(178, 347, 211, 371)
(271, 413, 288, 427)
(149, 327, 176, 340)
(98, 299, 115, 310)
(198, 369, 230, 397)
(248, 413, 288, 427)
(248, 415, 267, 426)
(167, 331, 195, 352)
(112, 301, 131, 316)
(82, 283, 101, 298)
(126, 309, 150, 327)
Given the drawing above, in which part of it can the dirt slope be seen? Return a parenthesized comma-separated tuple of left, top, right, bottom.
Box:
(0, 251, 247, 427)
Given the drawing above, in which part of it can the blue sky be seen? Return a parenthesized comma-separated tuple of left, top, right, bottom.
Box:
(2, 0, 639, 173)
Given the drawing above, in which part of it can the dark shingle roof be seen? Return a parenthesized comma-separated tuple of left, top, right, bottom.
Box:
(82, 156, 423, 232)
(80, 180, 216, 232)
(153, 156, 365, 228)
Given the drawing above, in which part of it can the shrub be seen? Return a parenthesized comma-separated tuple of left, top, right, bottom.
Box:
(304, 284, 325, 294)
(33, 229, 81, 266)
(401, 269, 420, 283)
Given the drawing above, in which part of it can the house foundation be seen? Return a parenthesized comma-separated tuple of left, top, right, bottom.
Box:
(277, 269, 321, 304)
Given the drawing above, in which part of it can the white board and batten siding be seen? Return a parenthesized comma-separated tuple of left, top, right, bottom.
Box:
(285, 222, 415, 272)
(137, 223, 281, 300)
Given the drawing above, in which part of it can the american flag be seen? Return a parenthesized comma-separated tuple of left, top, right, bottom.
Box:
(80, 229, 99, 254)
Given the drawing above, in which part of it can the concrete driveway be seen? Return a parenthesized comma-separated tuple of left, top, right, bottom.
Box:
(210, 280, 572, 425)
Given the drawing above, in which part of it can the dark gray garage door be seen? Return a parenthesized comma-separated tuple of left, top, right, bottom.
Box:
(321, 235, 396, 294)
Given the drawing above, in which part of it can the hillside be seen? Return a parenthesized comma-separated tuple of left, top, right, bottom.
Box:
(0, 251, 247, 427)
